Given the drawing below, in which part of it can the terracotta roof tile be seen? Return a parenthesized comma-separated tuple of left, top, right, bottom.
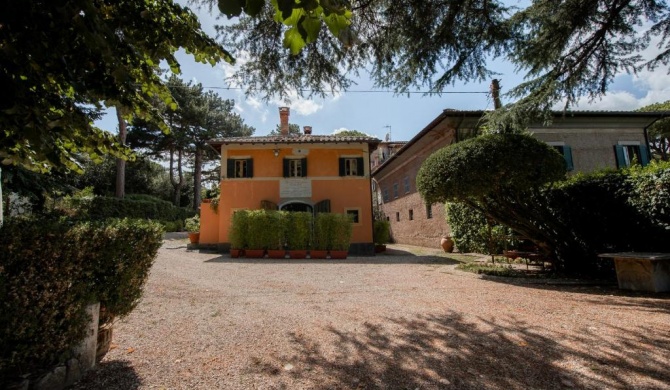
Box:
(208, 134, 381, 146)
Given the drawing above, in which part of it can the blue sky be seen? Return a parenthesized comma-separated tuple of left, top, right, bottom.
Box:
(96, 1, 670, 142)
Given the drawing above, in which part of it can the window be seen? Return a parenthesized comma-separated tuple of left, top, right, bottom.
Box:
(393, 183, 399, 198)
(227, 158, 253, 178)
(614, 143, 649, 168)
(339, 157, 365, 176)
(403, 176, 411, 193)
(383, 188, 390, 202)
(386, 216, 390, 221)
(283, 158, 307, 177)
(550, 144, 574, 171)
(409, 209, 413, 220)
(396, 212, 400, 222)
(426, 204, 433, 219)
(345, 208, 360, 224)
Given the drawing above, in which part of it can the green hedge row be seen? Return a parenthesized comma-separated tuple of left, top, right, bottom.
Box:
(0, 218, 163, 385)
(65, 195, 195, 222)
(229, 211, 352, 251)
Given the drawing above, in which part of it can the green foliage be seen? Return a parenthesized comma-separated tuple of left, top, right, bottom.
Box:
(269, 123, 301, 135)
(626, 161, 670, 230)
(229, 210, 250, 249)
(456, 262, 521, 278)
(185, 214, 200, 232)
(1, 0, 232, 172)
(160, 219, 185, 232)
(638, 100, 670, 161)
(205, 0, 670, 124)
(0, 218, 162, 384)
(373, 220, 390, 245)
(266, 211, 288, 250)
(314, 213, 352, 251)
(417, 133, 566, 205)
(445, 202, 515, 255)
(245, 210, 273, 249)
(61, 195, 195, 222)
(286, 212, 313, 249)
(335, 130, 369, 137)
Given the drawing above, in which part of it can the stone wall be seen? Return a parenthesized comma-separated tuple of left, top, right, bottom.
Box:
(8, 303, 99, 390)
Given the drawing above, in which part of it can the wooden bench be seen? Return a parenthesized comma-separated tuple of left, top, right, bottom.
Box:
(598, 252, 670, 293)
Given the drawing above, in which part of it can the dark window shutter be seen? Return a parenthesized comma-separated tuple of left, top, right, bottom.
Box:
(261, 200, 278, 210)
(301, 158, 308, 177)
(227, 159, 235, 178)
(563, 145, 574, 171)
(338, 158, 346, 176)
(314, 199, 331, 214)
(614, 145, 625, 168)
(283, 158, 290, 177)
(639, 145, 650, 166)
(246, 158, 254, 177)
(356, 157, 365, 176)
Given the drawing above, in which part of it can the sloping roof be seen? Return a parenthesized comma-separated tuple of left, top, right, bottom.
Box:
(209, 134, 381, 147)
(371, 109, 670, 175)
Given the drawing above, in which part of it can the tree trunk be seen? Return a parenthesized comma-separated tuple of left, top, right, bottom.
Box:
(115, 107, 127, 199)
(169, 148, 185, 207)
(193, 146, 203, 210)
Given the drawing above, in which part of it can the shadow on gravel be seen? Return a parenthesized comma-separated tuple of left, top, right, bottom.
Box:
(203, 255, 460, 265)
(73, 360, 141, 390)
(256, 311, 670, 389)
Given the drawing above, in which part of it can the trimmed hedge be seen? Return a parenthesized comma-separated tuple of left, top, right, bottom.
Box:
(373, 220, 391, 245)
(63, 195, 195, 223)
(0, 218, 163, 385)
(445, 202, 515, 254)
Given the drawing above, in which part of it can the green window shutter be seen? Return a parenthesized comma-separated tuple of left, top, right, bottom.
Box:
(246, 158, 254, 178)
(283, 158, 290, 177)
(639, 145, 650, 166)
(227, 159, 235, 178)
(563, 145, 574, 171)
(356, 157, 365, 176)
(338, 158, 346, 176)
(614, 145, 626, 168)
(301, 158, 308, 177)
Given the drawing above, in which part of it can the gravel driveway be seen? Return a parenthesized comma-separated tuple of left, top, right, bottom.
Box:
(75, 238, 670, 389)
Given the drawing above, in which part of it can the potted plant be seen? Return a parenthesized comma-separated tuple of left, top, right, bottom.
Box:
(311, 213, 334, 259)
(266, 211, 288, 259)
(245, 210, 267, 258)
(373, 220, 390, 253)
(185, 215, 200, 244)
(229, 210, 249, 258)
(286, 212, 312, 259)
(329, 213, 353, 259)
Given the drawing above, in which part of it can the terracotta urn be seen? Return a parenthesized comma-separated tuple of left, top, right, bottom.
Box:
(440, 236, 454, 253)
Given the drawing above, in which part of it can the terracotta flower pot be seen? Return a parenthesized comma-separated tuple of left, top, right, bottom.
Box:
(288, 250, 307, 259)
(267, 249, 287, 259)
(440, 236, 454, 253)
(188, 232, 200, 244)
(245, 249, 265, 258)
(329, 250, 348, 259)
(230, 249, 243, 258)
(310, 250, 328, 259)
(374, 244, 386, 253)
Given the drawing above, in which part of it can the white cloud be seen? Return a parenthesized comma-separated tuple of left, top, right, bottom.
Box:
(270, 90, 324, 116)
(247, 96, 262, 110)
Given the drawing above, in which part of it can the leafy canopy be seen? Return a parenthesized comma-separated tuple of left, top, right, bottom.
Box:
(1, 0, 232, 172)
(204, 0, 670, 124)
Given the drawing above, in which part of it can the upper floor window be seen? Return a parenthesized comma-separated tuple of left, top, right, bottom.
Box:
(383, 188, 390, 202)
(403, 176, 411, 193)
(227, 158, 253, 178)
(614, 143, 649, 168)
(283, 158, 307, 177)
(426, 204, 433, 219)
(548, 143, 574, 171)
(393, 183, 399, 198)
(339, 157, 365, 177)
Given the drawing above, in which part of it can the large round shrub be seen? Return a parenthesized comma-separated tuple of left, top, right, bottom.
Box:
(417, 133, 566, 204)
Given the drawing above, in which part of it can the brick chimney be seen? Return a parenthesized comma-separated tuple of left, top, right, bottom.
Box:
(279, 107, 290, 136)
(303, 126, 312, 135)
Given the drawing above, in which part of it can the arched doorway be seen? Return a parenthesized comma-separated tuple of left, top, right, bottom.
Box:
(280, 202, 313, 213)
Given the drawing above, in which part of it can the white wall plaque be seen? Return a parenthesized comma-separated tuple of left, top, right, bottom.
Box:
(280, 179, 312, 198)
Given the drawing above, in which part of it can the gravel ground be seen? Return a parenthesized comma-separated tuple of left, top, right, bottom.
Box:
(75, 239, 670, 390)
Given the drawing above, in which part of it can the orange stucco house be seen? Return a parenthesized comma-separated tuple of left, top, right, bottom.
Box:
(199, 107, 381, 255)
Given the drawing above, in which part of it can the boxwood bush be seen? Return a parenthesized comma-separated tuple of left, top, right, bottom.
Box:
(62, 194, 194, 224)
(0, 217, 163, 385)
(373, 220, 391, 245)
